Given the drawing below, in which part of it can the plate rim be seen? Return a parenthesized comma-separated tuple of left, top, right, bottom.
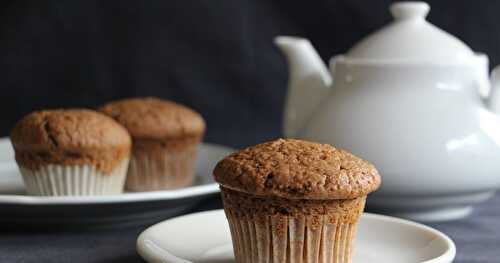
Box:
(0, 184, 220, 205)
(0, 138, 232, 205)
(137, 209, 456, 263)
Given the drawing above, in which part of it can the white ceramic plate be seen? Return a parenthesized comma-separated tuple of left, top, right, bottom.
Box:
(137, 210, 456, 263)
(0, 138, 233, 226)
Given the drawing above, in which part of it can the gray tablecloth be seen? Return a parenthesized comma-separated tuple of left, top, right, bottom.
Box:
(1, 193, 499, 262)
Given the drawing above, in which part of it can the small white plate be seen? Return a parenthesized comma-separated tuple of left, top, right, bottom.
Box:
(137, 210, 456, 263)
(0, 138, 233, 226)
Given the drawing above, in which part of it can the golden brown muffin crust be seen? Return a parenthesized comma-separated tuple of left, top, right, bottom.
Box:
(99, 97, 205, 140)
(10, 109, 132, 174)
(221, 187, 365, 224)
(214, 139, 381, 200)
(132, 135, 203, 154)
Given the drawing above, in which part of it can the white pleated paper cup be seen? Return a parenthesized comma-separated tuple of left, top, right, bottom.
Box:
(125, 146, 197, 191)
(225, 210, 358, 263)
(18, 159, 129, 196)
(220, 187, 365, 263)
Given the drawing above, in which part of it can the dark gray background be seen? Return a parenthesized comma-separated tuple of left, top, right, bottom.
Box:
(2, 0, 500, 148)
(1, 0, 500, 262)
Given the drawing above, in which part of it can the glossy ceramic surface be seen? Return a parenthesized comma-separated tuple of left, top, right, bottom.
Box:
(346, 2, 474, 61)
(137, 209, 456, 263)
(275, 2, 500, 221)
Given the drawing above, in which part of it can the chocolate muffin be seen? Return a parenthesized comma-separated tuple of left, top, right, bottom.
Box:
(213, 139, 381, 263)
(99, 97, 205, 191)
(10, 109, 131, 196)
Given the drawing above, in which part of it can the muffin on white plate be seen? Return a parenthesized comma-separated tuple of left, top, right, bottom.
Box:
(99, 97, 205, 191)
(10, 109, 131, 196)
(213, 139, 381, 263)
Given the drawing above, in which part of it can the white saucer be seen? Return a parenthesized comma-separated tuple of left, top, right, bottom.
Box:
(0, 138, 233, 226)
(137, 210, 456, 263)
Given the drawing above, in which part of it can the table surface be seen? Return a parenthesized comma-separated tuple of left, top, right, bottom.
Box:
(1, 193, 499, 263)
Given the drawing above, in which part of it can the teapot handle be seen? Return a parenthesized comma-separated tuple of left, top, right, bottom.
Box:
(491, 65, 500, 91)
(328, 55, 341, 84)
(488, 65, 500, 113)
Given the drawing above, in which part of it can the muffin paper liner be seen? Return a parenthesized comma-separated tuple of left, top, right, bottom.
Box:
(19, 159, 129, 196)
(225, 210, 357, 263)
(125, 146, 197, 191)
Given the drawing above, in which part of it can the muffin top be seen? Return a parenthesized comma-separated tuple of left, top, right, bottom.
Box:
(10, 109, 131, 173)
(213, 139, 381, 200)
(99, 97, 205, 140)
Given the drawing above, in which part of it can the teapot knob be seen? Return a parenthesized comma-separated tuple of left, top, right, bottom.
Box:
(390, 2, 430, 21)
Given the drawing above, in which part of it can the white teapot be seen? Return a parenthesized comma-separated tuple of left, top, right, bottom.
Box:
(275, 2, 500, 221)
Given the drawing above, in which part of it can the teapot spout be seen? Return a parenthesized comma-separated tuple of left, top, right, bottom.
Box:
(274, 36, 332, 138)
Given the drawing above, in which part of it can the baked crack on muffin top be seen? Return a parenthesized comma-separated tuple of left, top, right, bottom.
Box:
(214, 138, 380, 200)
(99, 97, 205, 141)
(10, 109, 131, 174)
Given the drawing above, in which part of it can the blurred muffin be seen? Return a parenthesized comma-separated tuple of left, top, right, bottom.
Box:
(10, 109, 131, 196)
(99, 97, 205, 191)
(213, 138, 381, 263)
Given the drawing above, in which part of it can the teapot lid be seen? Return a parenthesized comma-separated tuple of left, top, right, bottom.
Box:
(346, 2, 475, 62)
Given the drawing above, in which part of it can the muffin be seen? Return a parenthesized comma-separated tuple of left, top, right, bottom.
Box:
(213, 139, 381, 263)
(99, 97, 205, 191)
(10, 109, 131, 196)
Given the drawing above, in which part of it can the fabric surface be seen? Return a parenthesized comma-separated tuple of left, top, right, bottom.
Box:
(1, 1, 500, 262)
(2, 0, 500, 148)
(0, 193, 499, 262)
